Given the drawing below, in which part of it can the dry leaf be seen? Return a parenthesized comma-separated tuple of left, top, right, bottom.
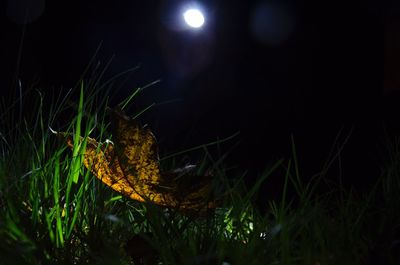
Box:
(59, 107, 215, 210)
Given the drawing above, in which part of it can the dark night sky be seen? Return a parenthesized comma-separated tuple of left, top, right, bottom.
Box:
(1, 1, 397, 191)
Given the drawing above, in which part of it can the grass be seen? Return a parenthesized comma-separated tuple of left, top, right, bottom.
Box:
(0, 72, 399, 265)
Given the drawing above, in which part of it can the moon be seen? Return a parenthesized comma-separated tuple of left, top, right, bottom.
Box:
(183, 8, 205, 28)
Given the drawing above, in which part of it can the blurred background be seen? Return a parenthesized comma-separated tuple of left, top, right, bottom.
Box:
(0, 0, 397, 195)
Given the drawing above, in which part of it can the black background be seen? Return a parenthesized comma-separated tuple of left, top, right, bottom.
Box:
(1, 1, 397, 196)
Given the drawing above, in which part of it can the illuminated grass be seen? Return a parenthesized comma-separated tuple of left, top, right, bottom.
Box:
(0, 73, 399, 264)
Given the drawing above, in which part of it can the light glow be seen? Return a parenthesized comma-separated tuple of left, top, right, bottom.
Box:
(183, 8, 205, 28)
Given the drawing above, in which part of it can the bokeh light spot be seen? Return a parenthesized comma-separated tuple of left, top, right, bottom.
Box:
(250, 2, 294, 45)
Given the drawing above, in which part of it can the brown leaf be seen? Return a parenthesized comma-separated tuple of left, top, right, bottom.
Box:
(59, 107, 216, 211)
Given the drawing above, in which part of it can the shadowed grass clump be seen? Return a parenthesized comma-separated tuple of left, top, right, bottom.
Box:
(0, 75, 399, 264)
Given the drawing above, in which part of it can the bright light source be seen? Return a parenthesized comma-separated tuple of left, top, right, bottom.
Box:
(183, 8, 205, 28)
